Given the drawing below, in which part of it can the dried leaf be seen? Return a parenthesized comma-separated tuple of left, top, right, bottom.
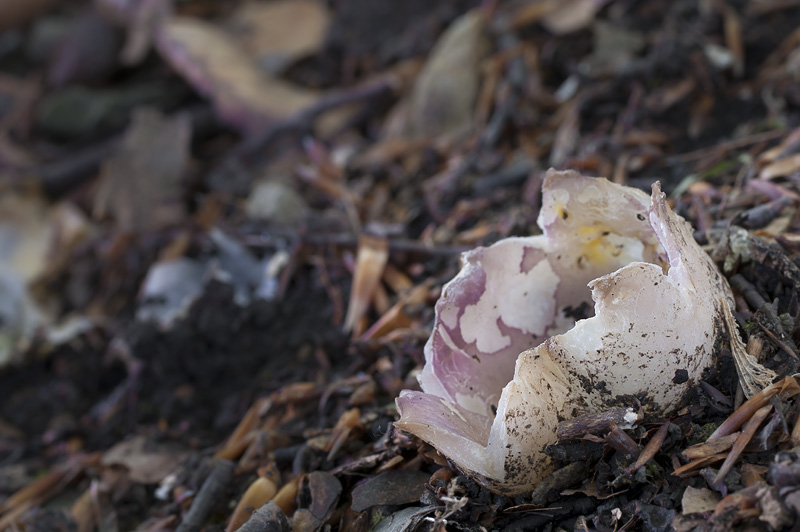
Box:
(101, 436, 183, 484)
(404, 10, 488, 140)
(759, 153, 800, 180)
(245, 181, 309, 225)
(582, 21, 646, 77)
(292, 472, 341, 532)
(156, 17, 317, 133)
(227, 0, 330, 75)
(94, 108, 189, 233)
(361, 283, 427, 340)
(672, 453, 728, 477)
(541, 0, 606, 35)
(681, 432, 739, 461)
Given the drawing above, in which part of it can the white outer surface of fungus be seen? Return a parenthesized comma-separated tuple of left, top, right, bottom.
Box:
(395, 169, 734, 494)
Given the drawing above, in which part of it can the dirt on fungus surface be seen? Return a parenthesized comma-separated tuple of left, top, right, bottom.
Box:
(4, 0, 800, 531)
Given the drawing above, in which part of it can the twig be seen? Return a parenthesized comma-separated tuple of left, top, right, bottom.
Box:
(735, 196, 796, 229)
(755, 317, 799, 360)
(176, 459, 236, 532)
(681, 432, 739, 460)
(712, 405, 772, 488)
(605, 426, 640, 460)
(671, 452, 728, 477)
(625, 422, 670, 475)
(229, 77, 400, 169)
(730, 275, 796, 354)
(709, 376, 800, 439)
(729, 274, 768, 311)
(557, 407, 641, 441)
(670, 129, 786, 163)
(242, 231, 470, 256)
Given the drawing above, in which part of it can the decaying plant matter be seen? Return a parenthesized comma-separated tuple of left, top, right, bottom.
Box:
(396, 169, 737, 494)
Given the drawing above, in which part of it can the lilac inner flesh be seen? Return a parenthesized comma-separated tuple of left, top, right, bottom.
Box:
(425, 241, 662, 431)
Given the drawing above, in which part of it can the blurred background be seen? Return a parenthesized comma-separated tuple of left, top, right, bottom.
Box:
(2, 0, 800, 530)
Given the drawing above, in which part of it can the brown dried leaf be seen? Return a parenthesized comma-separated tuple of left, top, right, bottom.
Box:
(759, 153, 800, 180)
(681, 432, 739, 461)
(156, 17, 317, 133)
(0, 192, 55, 282)
(227, 0, 330, 74)
(292, 472, 342, 532)
(404, 10, 488, 141)
(94, 109, 189, 233)
(101, 436, 183, 484)
(540, 0, 605, 35)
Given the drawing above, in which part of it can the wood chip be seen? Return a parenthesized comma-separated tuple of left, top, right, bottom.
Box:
(681, 432, 740, 461)
(681, 486, 720, 515)
(344, 234, 389, 336)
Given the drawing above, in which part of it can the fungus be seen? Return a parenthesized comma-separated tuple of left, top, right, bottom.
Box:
(395, 169, 736, 494)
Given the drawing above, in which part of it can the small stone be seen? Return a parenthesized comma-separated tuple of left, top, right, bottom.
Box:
(245, 181, 308, 225)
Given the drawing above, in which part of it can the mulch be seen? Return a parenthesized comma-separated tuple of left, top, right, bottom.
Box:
(3, 0, 800, 531)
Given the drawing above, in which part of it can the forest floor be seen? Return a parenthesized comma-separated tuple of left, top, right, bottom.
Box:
(3, 0, 800, 531)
